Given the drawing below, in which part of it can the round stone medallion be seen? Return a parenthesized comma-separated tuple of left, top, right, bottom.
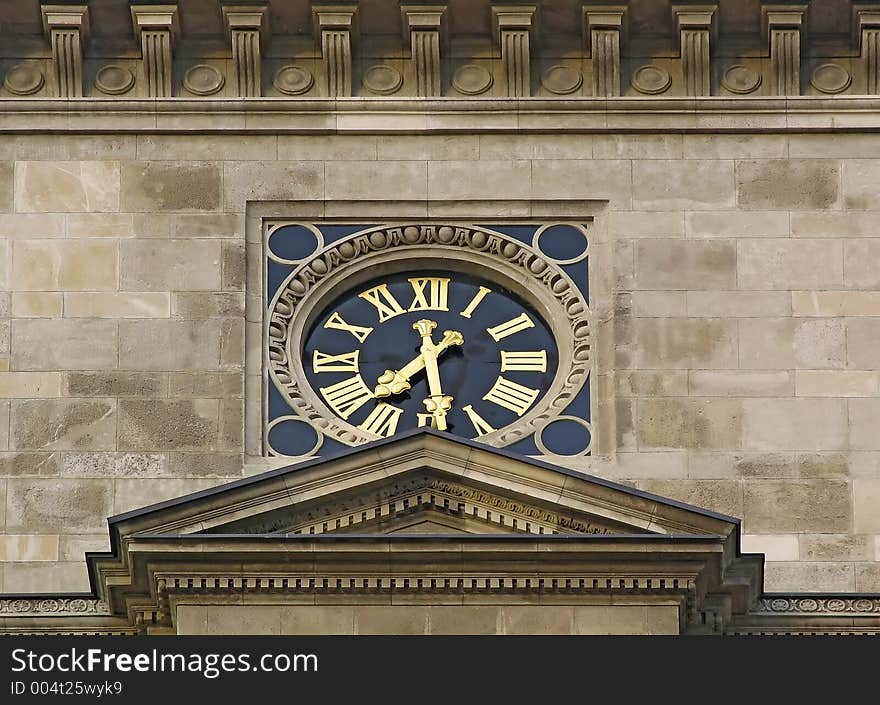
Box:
(541, 65, 583, 95)
(3, 63, 44, 96)
(363, 65, 403, 95)
(721, 65, 762, 94)
(631, 65, 671, 94)
(95, 65, 135, 95)
(810, 63, 851, 94)
(183, 64, 225, 96)
(452, 64, 493, 95)
(274, 66, 314, 95)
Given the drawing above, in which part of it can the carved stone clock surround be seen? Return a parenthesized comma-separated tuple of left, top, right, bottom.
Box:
(245, 199, 618, 471)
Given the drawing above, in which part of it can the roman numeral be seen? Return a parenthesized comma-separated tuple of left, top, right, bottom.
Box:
(312, 350, 360, 374)
(500, 350, 547, 372)
(483, 377, 540, 416)
(358, 403, 404, 437)
(459, 286, 491, 319)
(358, 283, 406, 322)
(319, 374, 374, 420)
(417, 413, 435, 428)
(324, 312, 373, 343)
(486, 312, 535, 342)
(408, 277, 450, 312)
(462, 404, 496, 436)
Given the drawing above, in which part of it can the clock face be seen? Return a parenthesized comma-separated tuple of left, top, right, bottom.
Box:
(301, 270, 559, 440)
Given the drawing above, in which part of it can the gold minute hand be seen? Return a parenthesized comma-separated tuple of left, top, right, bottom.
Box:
(373, 325, 464, 398)
(413, 319, 462, 432)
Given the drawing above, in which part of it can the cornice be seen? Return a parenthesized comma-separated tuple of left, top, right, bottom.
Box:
(3, 97, 880, 133)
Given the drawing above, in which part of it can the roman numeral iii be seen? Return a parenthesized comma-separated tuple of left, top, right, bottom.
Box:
(319, 374, 374, 420)
(500, 350, 547, 372)
(358, 403, 404, 437)
(358, 284, 406, 322)
(408, 277, 450, 312)
(324, 312, 373, 343)
(486, 312, 535, 342)
(482, 376, 540, 416)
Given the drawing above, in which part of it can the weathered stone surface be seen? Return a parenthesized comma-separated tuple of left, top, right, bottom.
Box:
(844, 240, 880, 288)
(378, 135, 477, 161)
(6, 479, 113, 533)
(634, 318, 737, 369)
(800, 534, 873, 562)
(9, 136, 135, 161)
(121, 161, 221, 212)
(0, 213, 65, 238)
(113, 478, 219, 514)
(326, 161, 427, 200)
(58, 534, 109, 561)
(615, 371, 689, 397)
(12, 240, 118, 290)
(481, 134, 593, 160)
(118, 399, 219, 451)
(735, 453, 796, 478)
(14, 161, 120, 212)
(0, 372, 62, 398)
(61, 452, 165, 477)
(635, 240, 736, 289)
(791, 211, 880, 238)
(736, 160, 840, 210)
(737, 239, 843, 290)
(219, 399, 243, 450)
(855, 564, 880, 592)
(594, 134, 681, 159)
(738, 318, 845, 369)
(11, 292, 63, 318)
(220, 318, 245, 367)
(0, 452, 61, 476)
(843, 159, 880, 210)
(11, 320, 118, 371)
(792, 291, 880, 317)
(637, 479, 742, 517)
(0, 161, 12, 212)
(763, 562, 854, 592)
(633, 160, 735, 211)
(798, 453, 848, 477)
(740, 534, 799, 561)
(172, 293, 244, 319)
(0, 534, 59, 562)
(2, 562, 91, 593)
(742, 399, 847, 451)
(280, 135, 379, 160)
(608, 211, 683, 237)
(65, 292, 171, 318)
(11, 399, 116, 451)
(120, 239, 221, 291)
(132, 213, 243, 238)
(637, 398, 741, 450)
(427, 160, 529, 201)
(169, 372, 243, 398)
(66, 213, 134, 238)
(119, 320, 222, 370)
(846, 319, 880, 369)
(631, 291, 686, 317)
(169, 452, 243, 477)
(796, 370, 879, 397)
(221, 241, 246, 291)
(689, 370, 794, 397)
(850, 399, 880, 451)
(223, 162, 323, 207)
(137, 135, 276, 161)
(684, 210, 789, 238)
(743, 479, 851, 532)
(64, 372, 166, 397)
(683, 134, 788, 159)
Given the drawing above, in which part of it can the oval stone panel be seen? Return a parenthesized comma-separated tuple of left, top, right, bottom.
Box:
(811, 64, 851, 94)
(363, 65, 402, 95)
(4, 63, 44, 96)
(95, 65, 135, 95)
(541, 65, 583, 95)
(274, 66, 314, 95)
(452, 64, 493, 95)
(183, 64, 225, 96)
(631, 65, 671, 94)
(722, 65, 762, 94)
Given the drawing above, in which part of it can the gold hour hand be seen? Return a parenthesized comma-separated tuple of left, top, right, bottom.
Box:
(412, 319, 463, 432)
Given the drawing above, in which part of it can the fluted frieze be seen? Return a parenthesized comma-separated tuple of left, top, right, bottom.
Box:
(313, 5, 357, 98)
(584, 7, 627, 97)
(223, 5, 269, 97)
(130, 4, 180, 98)
(402, 5, 445, 97)
(673, 5, 716, 97)
(41, 4, 90, 98)
(763, 5, 806, 96)
(492, 5, 536, 98)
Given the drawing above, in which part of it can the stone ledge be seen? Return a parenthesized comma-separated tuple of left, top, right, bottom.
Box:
(3, 97, 880, 133)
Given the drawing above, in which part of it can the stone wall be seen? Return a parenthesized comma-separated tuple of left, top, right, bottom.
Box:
(0, 127, 878, 594)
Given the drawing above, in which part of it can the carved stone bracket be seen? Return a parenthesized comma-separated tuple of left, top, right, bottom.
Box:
(402, 4, 446, 97)
(130, 4, 180, 98)
(41, 4, 90, 98)
(856, 6, 880, 94)
(492, 5, 536, 97)
(222, 4, 269, 97)
(313, 4, 357, 97)
(673, 5, 716, 97)
(763, 5, 806, 96)
(584, 6, 627, 97)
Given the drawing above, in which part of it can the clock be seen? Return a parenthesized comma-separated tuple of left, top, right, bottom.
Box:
(301, 270, 559, 440)
(266, 223, 592, 458)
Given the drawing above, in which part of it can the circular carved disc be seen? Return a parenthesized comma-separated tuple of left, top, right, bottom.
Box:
(363, 65, 403, 95)
(183, 64, 225, 96)
(452, 65, 493, 95)
(95, 65, 135, 95)
(631, 65, 672, 95)
(541, 65, 583, 95)
(721, 65, 762, 94)
(274, 66, 314, 96)
(3, 63, 44, 96)
(811, 64, 851, 94)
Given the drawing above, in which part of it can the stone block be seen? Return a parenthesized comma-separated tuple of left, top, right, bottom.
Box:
(202, 606, 282, 636)
(847, 319, 880, 369)
(119, 320, 221, 370)
(573, 606, 658, 635)
(0, 452, 61, 476)
(118, 399, 219, 451)
(64, 372, 166, 397)
(615, 371, 689, 397)
(845, 240, 880, 289)
(638, 479, 743, 517)
(6, 478, 113, 533)
(843, 159, 880, 210)
(219, 399, 243, 450)
(689, 370, 794, 397)
(634, 318, 738, 369)
(799, 534, 873, 562)
(735, 453, 796, 478)
(789, 134, 880, 158)
(427, 607, 499, 635)
(594, 134, 682, 159)
(120, 239, 221, 291)
(11, 292, 62, 318)
(635, 240, 736, 289)
(631, 291, 687, 317)
(855, 564, 880, 592)
(64, 292, 171, 318)
(637, 398, 742, 450)
(480, 134, 592, 160)
(223, 162, 323, 208)
(738, 318, 845, 369)
(740, 534, 799, 561)
(59, 534, 110, 561)
(10, 136, 135, 161)
(850, 452, 880, 479)
(11, 320, 118, 371)
(736, 160, 840, 210)
(221, 241, 246, 291)
(633, 160, 735, 211)
(137, 135, 276, 161)
(428, 160, 530, 201)
(220, 318, 244, 367)
(66, 213, 134, 238)
(2, 562, 91, 593)
(608, 211, 684, 238)
(11, 399, 116, 451)
(378, 135, 478, 161)
(763, 562, 854, 592)
(132, 213, 244, 239)
(741, 398, 847, 451)
(14, 161, 120, 212)
(121, 161, 221, 212)
(797, 453, 848, 478)
(326, 161, 427, 200)
(169, 372, 242, 398)
(62, 453, 165, 477)
(850, 399, 880, 451)
(0, 161, 11, 212)
(684, 210, 789, 238)
(279, 135, 379, 161)
(503, 606, 573, 635)
(277, 606, 357, 635)
(796, 370, 879, 396)
(791, 211, 880, 238)
(172, 293, 244, 319)
(686, 452, 740, 479)
(12, 240, 118, 290)
(169, 452, 243, 477)
(737, 239, 843, 290)
(112, 477, 219, 514)
(0, 213, 65, 238)
(0, 535, 59, 562)
(0, 372, 61, 398)
(744, 479, 851, 533)
(793, 291, 880, 317)
(683, 134, 788, 159)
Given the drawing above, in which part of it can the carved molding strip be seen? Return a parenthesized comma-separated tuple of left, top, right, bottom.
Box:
(585, 7, 626, 97)
(223, 5, 269, 97)
(0, 598, 109, 616)
(41, 4, 89, 98)
(131, 4, 180, 98)
(754, 596, 880, 616)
